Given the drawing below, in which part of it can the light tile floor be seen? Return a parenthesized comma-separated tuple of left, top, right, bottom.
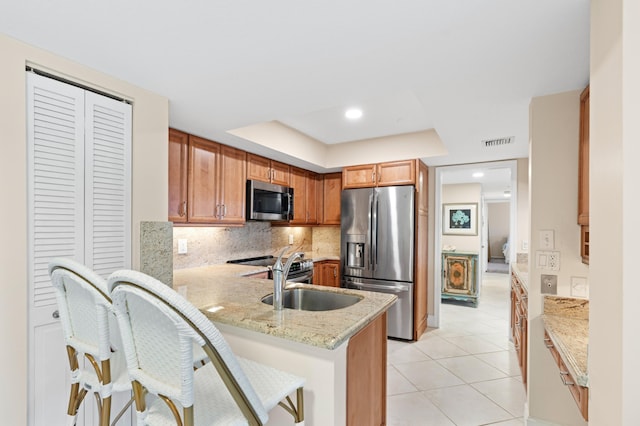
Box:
(387, 272, 525, 426)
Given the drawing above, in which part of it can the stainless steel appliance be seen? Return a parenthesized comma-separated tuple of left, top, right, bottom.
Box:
(227, 255, 314, 283)
(246, 180, 293, 221)
(341, 186, 415, 339)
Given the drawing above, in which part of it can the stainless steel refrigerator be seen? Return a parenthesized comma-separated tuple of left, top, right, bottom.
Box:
(341, 186, 415, 339)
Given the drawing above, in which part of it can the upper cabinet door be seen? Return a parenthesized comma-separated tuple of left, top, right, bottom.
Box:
(168, 129, 189, 222)
(270, 160, 290, 186)
(247, 153, 290, 186)
(247, 153, 272, 183)
(322, 172, 342, 225)
(188, 136, 220, 223)
(218, 145, 246, 224)
(376, 160, 416, 187)
(343, 164, 377, 188)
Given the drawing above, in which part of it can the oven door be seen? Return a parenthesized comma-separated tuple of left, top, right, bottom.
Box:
(286, 273, 313, 284)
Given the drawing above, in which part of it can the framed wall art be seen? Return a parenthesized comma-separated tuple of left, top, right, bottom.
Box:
(443, 203, 478, 235)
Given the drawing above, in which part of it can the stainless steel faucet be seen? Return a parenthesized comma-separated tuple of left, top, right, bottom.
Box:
(272, 249, 304, 310)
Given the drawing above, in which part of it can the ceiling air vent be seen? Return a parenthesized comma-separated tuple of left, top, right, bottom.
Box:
(482, 136, 514, 148)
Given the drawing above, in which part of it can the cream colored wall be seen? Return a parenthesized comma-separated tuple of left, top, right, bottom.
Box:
(0, 33, 168, 424)
(441, 183, 482, 253)
(487, 202, 509, 259)
(528, 90, 588, 425)
(589, 0, 640, 423)
(516, 157, 530, 258)
(427, 169, 437, 319)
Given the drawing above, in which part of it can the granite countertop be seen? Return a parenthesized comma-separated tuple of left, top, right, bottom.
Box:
(542, 296, 589, 387)
(511, 262, 528, 289)
(173, 264, 396, 350)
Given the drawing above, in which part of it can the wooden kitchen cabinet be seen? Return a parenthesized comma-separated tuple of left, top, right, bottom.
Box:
(578, 86, 589, 264)
(322, 172, 342, 225)
(544, 330, 588, 420)
(168, 128, 189, 223)
(247, 153, 290, 186)
(289, 167, 320, 225)
(347, 312, 387, 426)
(313, 260, 340, 287)
(414, 162, 428, 339)
(187, 135, 246, 224)
(342, 159, 416, 189)
(511, 272, 528, 389)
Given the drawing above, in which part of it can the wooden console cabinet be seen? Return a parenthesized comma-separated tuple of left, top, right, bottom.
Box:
(442, 252, 479, 306)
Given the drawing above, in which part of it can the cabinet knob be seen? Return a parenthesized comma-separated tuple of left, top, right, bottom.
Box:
(52, 310, 60, 319)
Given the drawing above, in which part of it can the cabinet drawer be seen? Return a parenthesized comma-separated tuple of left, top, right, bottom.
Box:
(543, 330, 588, 421)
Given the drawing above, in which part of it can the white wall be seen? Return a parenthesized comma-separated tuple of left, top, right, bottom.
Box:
(441, 183, 482, 253)
(528, 90, 588, 425)
(516, 157, 530, 259)
(589, 0, 640, 424)
(0, 33, 168, 425)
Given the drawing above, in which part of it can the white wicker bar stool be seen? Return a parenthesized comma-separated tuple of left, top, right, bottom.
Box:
(48, 258, 134, 426)
(107, 269, 305, 426)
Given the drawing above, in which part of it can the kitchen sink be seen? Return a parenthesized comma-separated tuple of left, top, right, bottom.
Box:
(261, 288, 362, 311)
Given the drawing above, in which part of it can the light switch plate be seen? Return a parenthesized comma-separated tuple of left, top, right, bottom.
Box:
(540, 230, 555, 250)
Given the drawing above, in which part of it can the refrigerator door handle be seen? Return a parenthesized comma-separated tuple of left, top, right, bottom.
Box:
(371, 190, 378, 271)
(348, 281, 409, 294)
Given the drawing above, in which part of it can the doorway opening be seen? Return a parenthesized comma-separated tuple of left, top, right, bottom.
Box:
(432, 160, 517, 328)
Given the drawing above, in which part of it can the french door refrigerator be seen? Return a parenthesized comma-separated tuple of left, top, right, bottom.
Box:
(341, 186, 415, 340)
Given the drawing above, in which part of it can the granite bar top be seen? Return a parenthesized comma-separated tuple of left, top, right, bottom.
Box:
(173, 264, 396, 350)
(542, 296, 589, 387)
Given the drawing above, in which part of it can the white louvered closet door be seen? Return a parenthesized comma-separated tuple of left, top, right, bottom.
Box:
(27, 72, 132, 426)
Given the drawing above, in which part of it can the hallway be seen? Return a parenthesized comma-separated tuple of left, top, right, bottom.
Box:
(386, 272, 525, 426)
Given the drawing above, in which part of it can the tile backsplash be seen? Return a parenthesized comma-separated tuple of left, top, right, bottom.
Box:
(173, 222, 340, 270)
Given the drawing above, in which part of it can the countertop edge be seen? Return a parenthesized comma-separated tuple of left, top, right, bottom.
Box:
(542, 314, 589, 387)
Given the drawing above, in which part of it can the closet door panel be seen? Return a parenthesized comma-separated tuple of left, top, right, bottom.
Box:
(27, 72, 85, 426)
(84, 93, 132, 276)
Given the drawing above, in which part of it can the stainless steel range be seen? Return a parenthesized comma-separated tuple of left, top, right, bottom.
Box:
(227, 255, 314, 283)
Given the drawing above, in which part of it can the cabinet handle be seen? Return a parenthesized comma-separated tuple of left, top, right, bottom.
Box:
(372, 171, 376, 183)
(52, 310, 60, 319)
(333, 267, 337, 278)
(268, 168, 273, 181)
(559, 371, 574, 386)
(223, 205, 227, 218)
(179, 201, 187, 217)
(544, 337, 554, 348)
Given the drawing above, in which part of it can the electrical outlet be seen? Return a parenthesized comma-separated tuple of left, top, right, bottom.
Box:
(541, 274, 558, 294)
(522, 240, 528, 250)
(288, 234, 294, 245)
(547, 251, 560, 271)
(178, 239, 188, 254)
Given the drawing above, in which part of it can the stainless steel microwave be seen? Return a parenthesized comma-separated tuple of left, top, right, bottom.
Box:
(246, 180, 293, 221)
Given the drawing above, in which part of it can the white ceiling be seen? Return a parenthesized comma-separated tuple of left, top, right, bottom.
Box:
(0, 0, 589, 173)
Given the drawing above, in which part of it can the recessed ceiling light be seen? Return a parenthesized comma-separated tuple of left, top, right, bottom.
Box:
(472, 172, 484, 178)
(345, 108, 363, 120)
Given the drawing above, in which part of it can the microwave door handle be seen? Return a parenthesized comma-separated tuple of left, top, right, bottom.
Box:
(286, 190, 293, 220)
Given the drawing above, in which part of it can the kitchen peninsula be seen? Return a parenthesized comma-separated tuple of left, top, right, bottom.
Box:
(174, 264, 396, 426)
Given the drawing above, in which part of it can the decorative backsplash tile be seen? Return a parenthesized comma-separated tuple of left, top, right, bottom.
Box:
(172, 222, 340, 269)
